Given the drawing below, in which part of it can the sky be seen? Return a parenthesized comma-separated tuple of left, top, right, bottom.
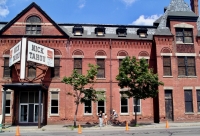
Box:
(0, 0, 197, 26)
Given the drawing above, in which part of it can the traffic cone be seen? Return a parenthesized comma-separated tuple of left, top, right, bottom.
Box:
(78, 124, 82, 134)
(15, 126, 21, 136)
(166, 120, 169, 128)
(125, 121, 129, 131)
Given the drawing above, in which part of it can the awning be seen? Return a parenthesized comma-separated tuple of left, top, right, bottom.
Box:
(2, 83, 47, 91)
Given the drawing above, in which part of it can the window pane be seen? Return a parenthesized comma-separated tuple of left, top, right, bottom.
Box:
(20, 92, 28, 103)
(178, 57, 185, 66)
(185, 90, 192, 101)
(121, 106, 128, 113)
(164, 67, 171, 76)
(29, 92, 34, 103)
(51, 107, 58, 114)
(75, 69, 82, 74)
(176, 30, 183, 36)
(178, 67, 186, 76)
(54, 67, 60, 77)
(197, 102, 200, 112)
(121, 98, 128, 105)
(184, 37, 193, 43)
(6, 100, 10, 106)
(184, 30, 192, 36)
(185, 102, 193, 112)
(163, 57, 171, 66)
(97, 59, 105, 68)
(134, 106, 140, 112)
(51, 100, 58, 106)
(97, 69, 105, 78)
(6, 107, 10, 114)
(98, 107, 105, 113)
(187, 57, 195, 66)
(85, 100, 91, 107)
(85, 107, 92, 113)
(54, 58, 60, 66)
(51, 92, 58, 99)
(98, 100, 104, 106)
(74, 59, 82, 68)
(187, 67, 196, 76)
(176, 37, 183, 42)
(197, 90, 200, 101)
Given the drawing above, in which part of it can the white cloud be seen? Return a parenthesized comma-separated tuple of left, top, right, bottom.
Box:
(0, 0, 9, 18)
(121, 0, 137, 6)
(78, 0, 86, 9)
(131, 15, 161, 26)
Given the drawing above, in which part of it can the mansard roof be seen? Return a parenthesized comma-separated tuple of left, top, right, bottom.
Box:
(59, 24, 156, 40)
(155, 0, 198, 36)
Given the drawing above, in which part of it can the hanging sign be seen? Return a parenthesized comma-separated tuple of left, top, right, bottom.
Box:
(9, 41, 21, 67)
(27, 41, 54, 67)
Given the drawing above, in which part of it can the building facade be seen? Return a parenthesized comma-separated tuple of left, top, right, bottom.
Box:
(0, 0, 200, 125)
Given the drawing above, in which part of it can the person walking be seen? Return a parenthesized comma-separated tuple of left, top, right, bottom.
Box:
(104, 113, 108, 126)
(98, 111, 103, 128)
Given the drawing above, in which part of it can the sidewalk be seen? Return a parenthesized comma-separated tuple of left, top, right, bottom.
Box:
(2, 122, 200, 132)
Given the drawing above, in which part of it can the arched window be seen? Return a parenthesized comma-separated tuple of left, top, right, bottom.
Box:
(26, 16, 41, 35)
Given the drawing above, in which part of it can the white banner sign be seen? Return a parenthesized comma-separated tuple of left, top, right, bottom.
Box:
(27, 41, 54, 67)
(9, 41, 21, 67)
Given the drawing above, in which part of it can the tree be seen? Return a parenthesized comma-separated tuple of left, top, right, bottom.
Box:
(62, 64, 104, 127)
(116, 56, 164, 126)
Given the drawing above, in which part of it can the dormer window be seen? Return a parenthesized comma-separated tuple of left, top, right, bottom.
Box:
(73, 25, 84, 36)
(95, 26, 105, 36)
(137, 28, 148, 38)
(26, 16, 41, 35)
(116, 27, 127, 37)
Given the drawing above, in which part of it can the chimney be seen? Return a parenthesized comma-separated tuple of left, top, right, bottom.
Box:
(190, 0, 199, 15)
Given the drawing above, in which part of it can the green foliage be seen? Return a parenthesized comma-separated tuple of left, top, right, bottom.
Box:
(62, 63, 105, 104)
(116, 56, 164, 99)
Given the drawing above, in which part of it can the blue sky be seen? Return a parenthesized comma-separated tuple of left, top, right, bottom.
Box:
(0, 0, 197, 25)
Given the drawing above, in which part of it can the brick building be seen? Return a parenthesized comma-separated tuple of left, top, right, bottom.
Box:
(0, 0, 200, 126)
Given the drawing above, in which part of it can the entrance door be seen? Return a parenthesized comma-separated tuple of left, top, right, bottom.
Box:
(20, 104, 28, 123)
(165, 90, 173, 121)
(34, 104, 43, 123)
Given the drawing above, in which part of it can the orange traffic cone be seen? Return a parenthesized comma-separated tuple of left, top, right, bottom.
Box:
(125, 121, 129, 131)
(166, 120, 169, 129)
(78, 124, 82, 134)
(15, 126, 21, 136)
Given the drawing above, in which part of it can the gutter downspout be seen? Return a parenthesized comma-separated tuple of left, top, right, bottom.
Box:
(109, 39, 113, 115)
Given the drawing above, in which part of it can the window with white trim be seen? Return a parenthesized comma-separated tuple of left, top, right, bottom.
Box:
(50, 92, 59, 114)
(176, 28, 193, 43)
(163, 56, 172, 76)
(133, 98, 141, 114)
(120, 94, 128, 114)
(197, 90, 200, 112)
(84, 100, 92, 114)
(178, 56, 196, 76)
(97, 93, 105, 113)
(2, 92, 11, 115)
(3, 57, 11, 78)
(97, 59, 105, 78)
(184, 90, 193, 113)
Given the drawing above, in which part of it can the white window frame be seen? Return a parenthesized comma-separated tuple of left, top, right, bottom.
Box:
(1, 89, 12, 116)
(133, 98, 141, 115)
(120, 94, 129, 115)
(50, 89, 60, 116)
(84, 100, 93, 115)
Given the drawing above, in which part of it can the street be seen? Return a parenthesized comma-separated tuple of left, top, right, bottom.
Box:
(1, 126, 200, 136)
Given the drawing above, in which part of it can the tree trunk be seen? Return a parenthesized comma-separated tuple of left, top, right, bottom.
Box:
(74, 103, 79, 127)
(134, 98, 138, 126)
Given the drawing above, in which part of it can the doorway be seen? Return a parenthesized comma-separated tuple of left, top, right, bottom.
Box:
(19, 91, 43, 123)
(165, 90, 173, 121)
